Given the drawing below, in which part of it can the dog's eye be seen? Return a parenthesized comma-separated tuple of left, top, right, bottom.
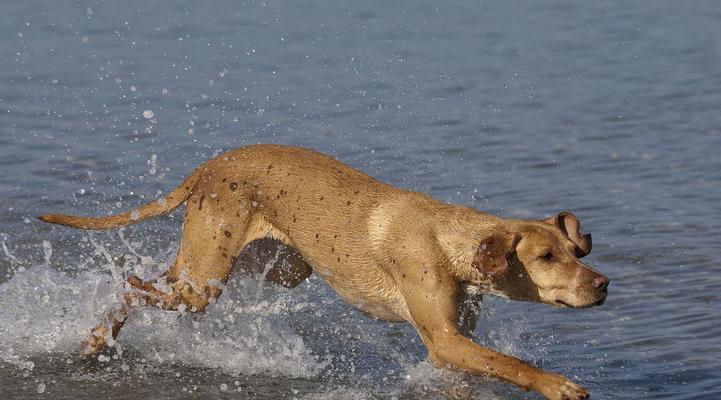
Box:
(540, 252, 554, 261)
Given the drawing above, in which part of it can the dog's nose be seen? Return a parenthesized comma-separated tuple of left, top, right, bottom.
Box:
(592, 275, 609, 290)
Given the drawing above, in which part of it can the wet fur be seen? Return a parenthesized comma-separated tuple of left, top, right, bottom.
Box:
(40, 144, 608, 400)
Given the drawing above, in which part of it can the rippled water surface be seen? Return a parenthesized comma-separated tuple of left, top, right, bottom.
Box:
(1, 1, 720, 399)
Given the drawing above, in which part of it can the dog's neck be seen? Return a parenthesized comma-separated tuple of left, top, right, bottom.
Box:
(433, 206, 508, 284)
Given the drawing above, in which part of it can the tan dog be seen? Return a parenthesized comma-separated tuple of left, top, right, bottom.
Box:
(40, 144, 608, 400)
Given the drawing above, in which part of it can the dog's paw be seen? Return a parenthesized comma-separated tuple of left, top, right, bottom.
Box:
(80, 327, 108, 358)
(538, 373, 589, 400)
(126, 275, 143, 289)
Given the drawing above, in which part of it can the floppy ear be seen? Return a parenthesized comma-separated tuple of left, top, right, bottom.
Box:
(544, 211, 592, 257)
(472, 234, 514, 279)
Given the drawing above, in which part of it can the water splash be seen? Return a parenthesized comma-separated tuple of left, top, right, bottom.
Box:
(0, 231, 532, 399)
(0, 234, 327, 379)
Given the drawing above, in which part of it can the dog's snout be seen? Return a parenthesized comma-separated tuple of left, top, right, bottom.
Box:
(592, 275, 609, 291)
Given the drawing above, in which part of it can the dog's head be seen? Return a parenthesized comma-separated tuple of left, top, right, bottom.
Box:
(471, 212, 608, 308)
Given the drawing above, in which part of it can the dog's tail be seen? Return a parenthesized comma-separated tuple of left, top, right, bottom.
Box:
(39, 169, 200, 230)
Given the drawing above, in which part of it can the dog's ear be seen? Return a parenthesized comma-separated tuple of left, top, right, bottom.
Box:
(544, 211, 592, 258)
(472, 234, 515, 279)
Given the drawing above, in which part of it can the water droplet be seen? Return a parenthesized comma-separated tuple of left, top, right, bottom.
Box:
(42, 240, 52, 264)
(149, 153, 158, 175)
(143, 110, 154, 119)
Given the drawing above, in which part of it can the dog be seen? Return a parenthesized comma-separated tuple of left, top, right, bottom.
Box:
(40, 144, 608, 400)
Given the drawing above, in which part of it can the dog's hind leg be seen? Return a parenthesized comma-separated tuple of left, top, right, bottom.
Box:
(81, 272, 203, 357)
(80, 276, 175, 357)
(81, 182, 259, 356)
(237, 238, 313, 289)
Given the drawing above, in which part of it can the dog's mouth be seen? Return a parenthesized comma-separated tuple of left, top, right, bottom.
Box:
(554, 293, 607, 308)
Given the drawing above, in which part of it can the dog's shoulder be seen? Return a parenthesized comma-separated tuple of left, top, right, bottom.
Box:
(366, 192, 445, 250)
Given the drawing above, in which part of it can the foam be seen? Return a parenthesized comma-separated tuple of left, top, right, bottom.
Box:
(0, 235, 326, 378)
(299, 388, 374, 400)
(120, 276, 327, 377)
(399, 361, 505, 399)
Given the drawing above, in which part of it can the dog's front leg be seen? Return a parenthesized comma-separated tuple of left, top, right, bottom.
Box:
(457, 283, 483, 337)
(400, 268, 589, 400)
(420, 329, 589, 400)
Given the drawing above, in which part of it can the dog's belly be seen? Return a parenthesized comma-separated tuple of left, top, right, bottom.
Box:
(339, 290, 408, 322)
(356, 301, 407, 322)
(320, 275, 409, 323)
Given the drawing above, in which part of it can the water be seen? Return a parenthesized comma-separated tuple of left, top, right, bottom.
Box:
(1, 1, 720, 398)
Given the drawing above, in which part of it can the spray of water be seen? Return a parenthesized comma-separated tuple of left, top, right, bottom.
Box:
(0, 229, 533, 399)
(0, 232, 326, 378)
